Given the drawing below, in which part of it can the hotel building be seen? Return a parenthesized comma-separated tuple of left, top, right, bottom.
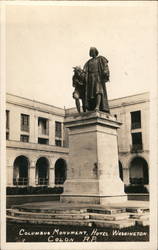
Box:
(6, 92, 149, 191)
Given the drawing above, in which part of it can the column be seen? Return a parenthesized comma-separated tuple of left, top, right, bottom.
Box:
(9, 110, 20, 141)
(123, 168, 130, 185)
(49, 168, 55, 187)
(49, 119, 55, 146)
(29, 160, 36, 186)
(33, 115, 38, 144)
(29, 113, 36, 143)
(49, 158, 56, 187)
(7, 165, 14, 186)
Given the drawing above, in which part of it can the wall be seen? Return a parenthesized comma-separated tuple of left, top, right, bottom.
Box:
(6, 92, 150, 188)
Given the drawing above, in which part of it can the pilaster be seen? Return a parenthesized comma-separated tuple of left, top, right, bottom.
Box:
(29, 160, 36, 186)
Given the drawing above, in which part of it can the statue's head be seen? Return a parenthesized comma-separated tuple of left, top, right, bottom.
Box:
(89, 47, 99, 58)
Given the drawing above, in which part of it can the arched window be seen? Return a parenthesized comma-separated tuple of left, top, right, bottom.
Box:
(36, 157, 49, 185)
(130, 157, 149, 185)
(55, 158, 67, 185)
(13, 156, 29, 185)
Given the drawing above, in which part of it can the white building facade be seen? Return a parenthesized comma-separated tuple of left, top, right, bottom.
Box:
(6, 92, 149, 191)
(110, 92, 149, 191)
(6, 93, 69, 188)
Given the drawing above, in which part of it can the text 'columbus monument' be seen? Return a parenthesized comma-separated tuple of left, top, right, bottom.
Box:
(61, 47, 127, 204)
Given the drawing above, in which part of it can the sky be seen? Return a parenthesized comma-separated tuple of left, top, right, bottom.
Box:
(6, 2, 157, 108)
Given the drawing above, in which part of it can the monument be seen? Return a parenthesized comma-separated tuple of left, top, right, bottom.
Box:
(7, 48, 149, 233)
(61, 47, 127, 204)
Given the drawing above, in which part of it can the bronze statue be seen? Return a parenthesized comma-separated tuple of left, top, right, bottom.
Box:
(72, 47, 110, 113)
(83, 47, 110, 113)
(72, 66, 86, 113)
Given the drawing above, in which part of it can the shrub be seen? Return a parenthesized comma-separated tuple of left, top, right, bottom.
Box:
(6, 186, 63, 195)
(125, 185, 149, 193)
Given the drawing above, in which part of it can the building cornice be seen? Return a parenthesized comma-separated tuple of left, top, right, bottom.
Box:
(7, 100, 65, 117)
(6, 140, 69, 155)
(110, 98, 150, 109)
(6, 92, 149, 116)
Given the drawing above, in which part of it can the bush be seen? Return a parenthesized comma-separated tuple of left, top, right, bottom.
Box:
(125, 184, 149, 193)
(6, 186, 63, 195)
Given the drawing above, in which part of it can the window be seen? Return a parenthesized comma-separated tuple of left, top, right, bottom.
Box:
(38, 138, 49, 145)
(131, 132, 143, 152)
(20, 135, 29, 142)
(6, 110, 9, 129)
(114, 114, 117, 119)
(55, 139, 62, 147)
(55, 121, 62, 138)
(131, 111, 141, 129)
(38, 117, 49, 135)
(21, 114, 29, 132)
(6, 110, 9, 139)
(6, 132, 9, 140)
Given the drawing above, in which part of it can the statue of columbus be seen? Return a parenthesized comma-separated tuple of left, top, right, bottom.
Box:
(84, 47, 110, 113)
(72, 47, 110, 113)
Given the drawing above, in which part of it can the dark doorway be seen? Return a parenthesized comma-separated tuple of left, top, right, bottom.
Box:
(55, 158, 67, 185)
(130, 157, 149, 185)
(36, 157, 49, 185)
(13, 156, 29, 185)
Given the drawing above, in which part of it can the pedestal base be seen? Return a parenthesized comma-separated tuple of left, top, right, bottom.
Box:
(62, 111, 127, 204)
(60, 194, 127, 204)
(61, 177, 127, 204)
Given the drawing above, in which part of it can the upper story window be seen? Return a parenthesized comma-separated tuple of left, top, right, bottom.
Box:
(20, 134, 29, 143)
(21, 114, 29, 132)
(38, 138, 49, 145)
(38, 117, 49, 135)
(131, 111, 141, 129)
(6, 110, 9, 129)
(6, 132, 9, 140)
(55, 139, 62, 147)
(55, 121, 62, 138)
(131, 132, 143, 152)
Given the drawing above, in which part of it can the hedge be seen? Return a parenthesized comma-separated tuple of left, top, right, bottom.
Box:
(7, 186, 63, 195)
(125, 185, 149, 193)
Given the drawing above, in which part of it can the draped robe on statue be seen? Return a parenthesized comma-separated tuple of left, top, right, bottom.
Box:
(83, 56, 110, 113)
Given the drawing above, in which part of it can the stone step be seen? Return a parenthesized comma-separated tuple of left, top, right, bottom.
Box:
(7, 209, 130, 221)
(135, 219, 149, 226)
(7, 209, 89, 220)
(129, 212, 149, 220)
(7, 209, 149, 222)
(126, 207, 149, 213)
(7, 210, 149, 229)
(7, 215, 93, 227)
(89, 213, 129, 221)
(87, 208, 126, 214)
(93, 219, 135, 229)
(7, 215, 136, 229)
(12, 206, 88, 214)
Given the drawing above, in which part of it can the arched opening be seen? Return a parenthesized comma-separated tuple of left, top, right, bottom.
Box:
(55, 158, 67, 185)
(13, 156, 29, 185)
(119, 161, 123, 181)
(36, 157, 49, 185)
(130, 157, 149, 185)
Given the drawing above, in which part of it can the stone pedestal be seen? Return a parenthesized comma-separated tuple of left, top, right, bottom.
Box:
(61, 111, 127, 204)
